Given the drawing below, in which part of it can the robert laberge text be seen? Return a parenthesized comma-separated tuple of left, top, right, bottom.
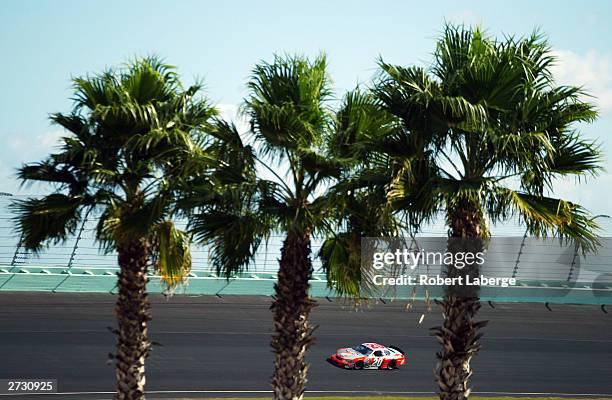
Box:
(372, 274, 517, 288)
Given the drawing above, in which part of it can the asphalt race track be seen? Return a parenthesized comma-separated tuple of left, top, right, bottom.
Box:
(0, 293, 611, 399)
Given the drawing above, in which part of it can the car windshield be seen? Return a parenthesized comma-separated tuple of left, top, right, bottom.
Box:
(352, 345, 372, 355)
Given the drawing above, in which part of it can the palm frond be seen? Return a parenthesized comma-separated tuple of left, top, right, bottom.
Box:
(319, 233, 362, 297)
(492, 187, 600, 252)
(96, 196, 168, 249)
(244, 54, 332, 156)
(11, 194, 85, 252)
(190, 210, 268, 277)
(155, 221, 191, 287)
(374, 23, 602, 252)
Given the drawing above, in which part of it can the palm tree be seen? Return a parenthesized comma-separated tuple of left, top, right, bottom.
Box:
(12, 57, 216, 400)
(374, 25, 602, 400)
(183, 54, 347, 400)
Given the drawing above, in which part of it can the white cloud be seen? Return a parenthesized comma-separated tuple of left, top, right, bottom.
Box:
(551, 50, 612, 114)
(37, 130, 64, 150)
(0, 130, 66, 194)
(7, 130, 63, 154)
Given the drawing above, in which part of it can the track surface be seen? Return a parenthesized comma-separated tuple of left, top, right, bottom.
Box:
(0, 293, 611, 399)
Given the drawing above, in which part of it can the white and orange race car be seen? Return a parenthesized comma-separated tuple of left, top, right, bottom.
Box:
(327, 342, 406, 370)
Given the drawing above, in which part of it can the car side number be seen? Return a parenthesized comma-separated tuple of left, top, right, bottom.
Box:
(367, 357, 383, 367)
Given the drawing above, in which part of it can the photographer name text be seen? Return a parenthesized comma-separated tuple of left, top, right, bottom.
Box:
(373, 274, 517, 287)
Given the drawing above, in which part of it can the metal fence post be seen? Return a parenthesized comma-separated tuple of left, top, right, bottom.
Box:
(0, 192, 22, 290)
(512, 229, 528, 279)
(52, 208, 91, 292)
(0, 233, 26, 291)
(567, 241, 580, 282)
(10, 233, 25, 267)
(0, 193, 27, 290)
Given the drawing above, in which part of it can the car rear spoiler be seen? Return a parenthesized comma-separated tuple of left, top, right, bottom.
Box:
(388, 345, 405, 355)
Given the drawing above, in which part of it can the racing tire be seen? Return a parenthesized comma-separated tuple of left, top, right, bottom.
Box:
(354, 361, 364, 370)
(387, 360, 397, 370)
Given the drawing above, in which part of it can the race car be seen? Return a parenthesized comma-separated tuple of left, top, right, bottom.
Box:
(327, 342, 406, 370)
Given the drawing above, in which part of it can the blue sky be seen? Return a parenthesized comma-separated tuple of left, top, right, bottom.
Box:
(1, 0, 611, 219)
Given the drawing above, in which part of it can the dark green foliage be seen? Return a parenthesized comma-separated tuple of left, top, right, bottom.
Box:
(375, 24, 602, 250)
(13, 56, 217, 285)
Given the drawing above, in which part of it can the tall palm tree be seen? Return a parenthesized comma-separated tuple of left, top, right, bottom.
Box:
(12, 57, 216, 400)
(374, 26, 602, 400)
(183, 54, 345, 400)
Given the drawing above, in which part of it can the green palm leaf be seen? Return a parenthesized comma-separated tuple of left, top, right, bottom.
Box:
(155, 221, 192, 286)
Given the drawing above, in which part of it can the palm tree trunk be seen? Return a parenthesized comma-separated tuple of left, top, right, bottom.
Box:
(433, 199, 488, 400)
(271, 229, 316, 400)
(115, 238, 151, 400)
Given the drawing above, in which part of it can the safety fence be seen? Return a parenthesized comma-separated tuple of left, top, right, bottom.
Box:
(1, 192, 612, 305)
